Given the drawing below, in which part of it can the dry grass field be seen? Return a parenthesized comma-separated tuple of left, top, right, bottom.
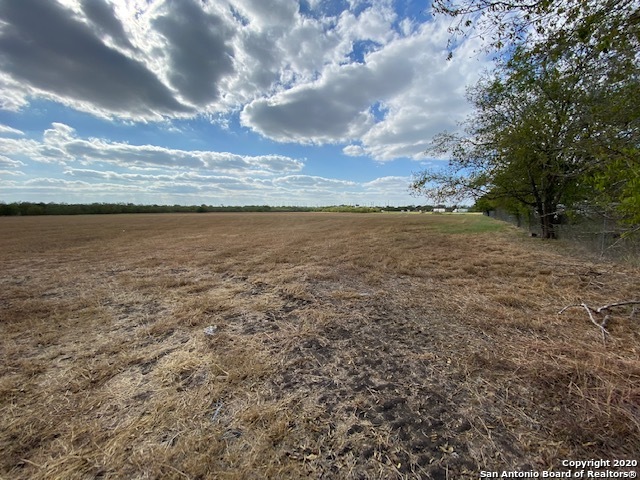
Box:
(1, 212, 639, 479)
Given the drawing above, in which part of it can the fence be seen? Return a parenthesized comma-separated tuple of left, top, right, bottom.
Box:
(487, 207, 640, 262)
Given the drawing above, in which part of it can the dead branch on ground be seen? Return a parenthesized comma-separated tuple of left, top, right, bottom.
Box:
(558, 300, 640, 341)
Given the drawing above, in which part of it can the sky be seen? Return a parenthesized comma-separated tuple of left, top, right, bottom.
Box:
(0, 0, 491, 206)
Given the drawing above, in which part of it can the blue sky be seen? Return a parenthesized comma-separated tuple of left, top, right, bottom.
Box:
(0, 0, 490, 206)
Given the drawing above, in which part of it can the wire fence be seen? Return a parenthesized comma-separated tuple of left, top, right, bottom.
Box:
(487, 207, 640, 262)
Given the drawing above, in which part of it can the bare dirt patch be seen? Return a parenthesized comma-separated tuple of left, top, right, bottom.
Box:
(1, 213, 638, 479)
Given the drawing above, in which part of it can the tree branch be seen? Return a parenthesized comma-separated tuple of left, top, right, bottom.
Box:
(558, 300, 640, 341)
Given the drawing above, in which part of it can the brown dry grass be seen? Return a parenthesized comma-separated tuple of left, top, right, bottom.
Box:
(1, 212, 638, 479)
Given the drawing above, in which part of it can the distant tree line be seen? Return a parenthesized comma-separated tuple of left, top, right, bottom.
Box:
(0, 202, 312, 215)
(0, 202, 388, 216)
(0, 202, 478, 216)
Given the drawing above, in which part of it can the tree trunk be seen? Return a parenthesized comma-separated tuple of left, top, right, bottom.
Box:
(540, 215, 556, 239)
(539, 202, 557, 239)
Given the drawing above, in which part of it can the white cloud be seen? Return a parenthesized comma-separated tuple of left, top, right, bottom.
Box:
(0, 154, 26, 178)
(0, 74, 31, 111)
(0, 124, 24, 136)
(219, 1, 351, 109)
(0, 155, 26, 168)
(0, 0, 419, 124)
(62, 167, 273, 193)
(0, 123, 304, 175)
(9, 166, 408, 205)
(150, 0, 235, 106)
(241, 16, 489, 154)
(343, 145, 366, 156)
(0, 136, 46, 162)
(362, 176, 410, 190)
(273, 175, 356, 190)
(233, 0, 298, 29)
(0, 121, 419, 205)
(79, 0, 137, 52)
(351, 27, 488, 160)
(335, 2, 397, 45)
(3, 169, 418, 206)
(0, 0, 193, 120)
(0, 0, 489, 163)
(240, 47, 415, 143)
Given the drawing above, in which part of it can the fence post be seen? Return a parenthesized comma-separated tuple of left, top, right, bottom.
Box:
(600, 215, 607, 258)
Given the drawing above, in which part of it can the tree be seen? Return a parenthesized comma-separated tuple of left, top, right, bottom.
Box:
(432, 0, 640, 57)
(413, 0, 640, 238)
(412, 43, 639, 238)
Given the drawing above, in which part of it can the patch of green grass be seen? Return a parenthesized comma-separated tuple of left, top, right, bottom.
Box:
(424, 213, 510, 234)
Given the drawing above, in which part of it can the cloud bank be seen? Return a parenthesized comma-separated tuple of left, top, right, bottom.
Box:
(0, 123, 415, 205)
(0, 0, 489, 160)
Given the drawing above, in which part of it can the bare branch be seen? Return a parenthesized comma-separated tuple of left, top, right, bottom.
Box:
(580, 303, 608, 342)
(596, 300, 640, 314)
(559, 300, 640, 341)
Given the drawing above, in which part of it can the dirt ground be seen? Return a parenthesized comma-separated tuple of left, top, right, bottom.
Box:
(1, 212, 639, 479)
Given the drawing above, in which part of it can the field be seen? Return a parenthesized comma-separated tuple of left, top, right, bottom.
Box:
(1, 212, 639, 479)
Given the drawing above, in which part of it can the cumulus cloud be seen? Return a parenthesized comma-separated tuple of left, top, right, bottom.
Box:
(62, 168, 270, 192)
(0, 135, 45, 163)
(0, 0, 489, 162)
(343, 144, 366, 156)
(273, 175, 356, 189)
(336, 2, 397, 46)
(151, 0, 235, 106)
(362, 176, 411, 190)
(0, 118, 420, 205)
(0, 124, 24, 136)
(0, 0, 191, 119)
(0, 123, 304, 175)
(220, 0, 349, 108)
(0, 74, 30, 111)
(50, 168, 402, 204)
(241, 15, 488, 154)
(0, 170, 25, 176)
(0, 154, 25, 168)
(79, 0, 136, 51)
(350, 26, 488, 160)
(233, 0, 298, 29)
(241, 49, 414, 143)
